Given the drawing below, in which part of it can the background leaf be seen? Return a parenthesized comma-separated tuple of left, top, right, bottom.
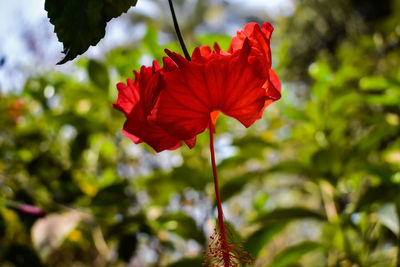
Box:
(268, 242, 322, 267)
(244, 225, 287, 257)
(255, 208, 326, 225)
(167, 257, 204, 267)
(158, 212, 205, 244)
(87, 60, 110, 89)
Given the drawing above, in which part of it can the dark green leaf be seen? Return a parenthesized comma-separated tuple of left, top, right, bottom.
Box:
(354, 183, 398, 211)
(232, 136, 277, 159)
(167, 257, 204, 267)
(88, 60, 110, 89)
(107, 213, 149, 237)
(171, 165, 209, 190)
(268, 161, 315, 177)
(364, 163, 393, 183)
(232, 136, 277, 149)
(4, 244, 44, 267)
(90, 182, 133, 212)
(218, 154, 248, 169)
(0, 212, 5, 238)
(311, 148, 340, 174)
(45, 0, 138, 64)
(118, 234, 137, 262)
(255, 208, 326, 225)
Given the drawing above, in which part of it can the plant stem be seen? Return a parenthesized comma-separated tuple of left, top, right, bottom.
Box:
(209, 116, 230, 267)
(167, 0, 191, 61)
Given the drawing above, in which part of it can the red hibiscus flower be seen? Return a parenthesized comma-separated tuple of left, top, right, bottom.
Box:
(150, 22, 281, 141)
(113, 21, 281, 266)
(112, 58, 195, 152)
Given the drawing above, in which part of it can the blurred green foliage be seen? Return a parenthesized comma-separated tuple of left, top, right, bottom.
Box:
(1, 0, 400, 266)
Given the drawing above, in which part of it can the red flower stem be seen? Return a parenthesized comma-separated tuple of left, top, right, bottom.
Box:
(209, 116, 230, 267)
(167, 0, 191, 61)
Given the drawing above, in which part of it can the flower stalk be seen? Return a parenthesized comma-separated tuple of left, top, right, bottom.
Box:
(167, 0, 191, 61)
(203, 115, 254, 267)
(208, 116, 230, 266)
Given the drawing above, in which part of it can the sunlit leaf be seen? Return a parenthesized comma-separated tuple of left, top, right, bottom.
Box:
(359, 76, 388, 91)
(376, 203, 399, 237)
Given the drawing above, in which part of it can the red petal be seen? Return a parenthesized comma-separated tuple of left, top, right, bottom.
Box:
(122, 128, 142, 144)
(152, 60, 161, 72)
(268, 69, 281, 95)
(260, 69, 282, 115)
(261, 21, 274, 40)
(200, 46, 212, 57)
(184, 137, 197, 149)
(123, 106, 183, 152)
(152, 39, 268, 139)
(113, 61, 191, 152)
(139, 66, 161, 116)
(112, 75, 140, 116)
(150, 63, 211, 140)
(229, 22, 274, 73)
(162, 57, 177, 72)
(223, 40, 268, 124)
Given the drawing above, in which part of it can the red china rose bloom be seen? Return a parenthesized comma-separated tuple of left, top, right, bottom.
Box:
(114, 22, 280, 152)
(112, 58, 195, 152)
(150, 22, 281, 141)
